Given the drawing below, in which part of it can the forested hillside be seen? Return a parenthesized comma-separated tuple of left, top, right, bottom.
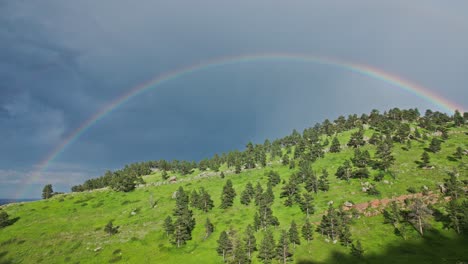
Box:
(1, 108, 467, 264)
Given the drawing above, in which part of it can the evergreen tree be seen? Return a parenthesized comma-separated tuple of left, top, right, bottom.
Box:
(220, 180, 237, 209)
(304, 171, 318, 194)
(454, 110, 464, 126)
(302, 219, 314, 243)
(318, 169, 330, 191)
(317, 204, 340, 240)
(453, 146, 464, 160)
(174, 187, 189, 216)
(347, 129, 365, 148)
(258, 229, 276, 264)
(163, 216, 174, 237)
(280, 176, 300, 207)
(420, 151, 431, 168)
(288, 220, 301, 248)
(282, 154, 290, 166)
(198, 188, 214, 212)
(204, 218, 214, 239)
(339, 224, 352, 247)
(444, 170, 463, 200)
(289, 160, 295, 170)
(266, 170, 281, 186)
(253, 212, 261, 231)
(330, 136, 342, 153)
(190, 190, 200, 209)
(254, 183, 264, 206)
(447, 200, 463, 235)
(351, 240, 364, 258)
(232, 237, 249, 264)
(241, 182, 255, 205)
(429, 138, 442, 153)
(162, 170, 169, 180)
(104, 221, 119, 236)
(276, 230, 292, 264)
(299, 193, 315, 218)
(217, 231, 232, 262)
(220, 171, 225, 178)
(375, 141, 395, 172)
(0, 211, 11, 228)
(406, 198, 433, 236)
(335, 160, 353, 181)
(244, 225, 257, 260)
(42, 184, 54, 199)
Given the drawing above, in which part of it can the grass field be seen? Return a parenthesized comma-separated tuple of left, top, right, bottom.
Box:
(0, 125, 466, 264)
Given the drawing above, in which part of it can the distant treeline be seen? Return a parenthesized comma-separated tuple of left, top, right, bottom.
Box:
(71, 108, 466, 193)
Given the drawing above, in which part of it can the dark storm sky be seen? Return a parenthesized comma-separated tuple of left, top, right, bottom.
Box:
(1, 1, 467, 198)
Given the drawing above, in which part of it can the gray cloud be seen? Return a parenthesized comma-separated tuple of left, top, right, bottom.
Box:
(1, 0, 467, 198)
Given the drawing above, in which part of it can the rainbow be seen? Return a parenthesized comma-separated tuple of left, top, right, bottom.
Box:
(21, 53, 465, 198)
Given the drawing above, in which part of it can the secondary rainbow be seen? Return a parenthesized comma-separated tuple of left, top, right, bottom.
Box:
(20, 53, 465, 198)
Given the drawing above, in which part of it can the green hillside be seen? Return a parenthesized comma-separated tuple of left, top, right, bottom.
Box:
(1, 109, 467, 264)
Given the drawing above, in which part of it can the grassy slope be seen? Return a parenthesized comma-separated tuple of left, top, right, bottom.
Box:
(0, 126, 467, 264)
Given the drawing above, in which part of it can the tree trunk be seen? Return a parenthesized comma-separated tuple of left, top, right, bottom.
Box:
(418, 216, 423, 236)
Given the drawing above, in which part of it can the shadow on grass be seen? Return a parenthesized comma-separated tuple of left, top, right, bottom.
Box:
(297, 230, 468, 264)
(0, 251, 12, 264)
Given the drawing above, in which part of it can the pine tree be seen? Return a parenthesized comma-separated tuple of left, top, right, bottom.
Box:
(280, 176, 300, 207)
(217, 231, 232, 262)
(429, 138, 441, 153)
(163, 216, 174, 237)
(302, 219, 314, 243)
(317, 204, 339, 240)
(198, 188, 214, 212)
(288, 220, 301, 248)
(444, 170, 464, 200)
(190, 190, 200, 209)
(420, 151, 431, 168)
(267, 170, 281, 186)
(407, 198, 433, 236)
(318, 169, 330, 191)
(162, 170, 169, 180)
(375, 141, 394, 172)
(104, 221, 119, 236)
(254, 183, 264, 206)
(335, 160, 352, 181)
(253, 212, 261, 231)
(454, 110, 464, 126)
(282, 154, 290, 166)
(258, 229, 276, 264)
(453, 146, 464, 160)
(304, 171, 318, 194)
(447, 200, 463, 235)
(42, 184, 54, 199)
(244, 225, 257, 259)
(220, 179, 237, 209)
(347, 129, 365, 148)
(299, 193, 315, 218)
(204, 218, 214, 239)
(232, 237, 249, 264)
(351, 240, 364, 258)
(339, 224, 352, 247)
(276, 230, 292, 264)
(173, 187, 189, 216)
(241, 182, 255, 205)
(329, 137, 341, 153)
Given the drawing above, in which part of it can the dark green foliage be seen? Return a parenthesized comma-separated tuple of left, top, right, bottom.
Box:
(351, 240, 364, 258)
(329, 137, 341, 153)
(244, 225, 257, 259)
(453, 147, 464, 160)
(405, 198, 433, 236)
(318, 169, 330, 191)
(288, 221, 301, 248)
(351, 148, 371, 168)
(420, 151, 431, 168)
(339, 224, 353, 247)
(171, 187, 196, 247)
(254, 182, 264, 206)
(253, 212, 261, 231)
(444, 170, 464, 200)
(204, 218, 214, 239)
(289, 160, 295, 169)
(197, 188, 214, 212)
(245, 142, 256, 169)
(276, 230, 292, 264)
(258, 229, 276, 264)
(190, 190, 200, 209)
(347, 129, 365, 148)
(336, 160, 353, 181)
(282, 154, 289, 166)
(104, 221, 119, 236)
(302, 219, 314, 243)
(217, 231, 232, 262)
(375, 141, 395, 172)
(241, 182, 255, 205)
(0, 211, 11, 228)
(429, 138, 442, 153)
(163, 216, 174, 237)
(256, 195, 279, 230)
(174, 187, 189, 216)
(161, 170, 169, 180)
(369, 132, 381, 145)
(280, 176, 300, 206)
(220, 171, 225, 178)
(367, 184, 380, 196)
(220, 179, 236, 209)
(42, 184, 53, 199)
(454, 110, 464, 126)
(266, 170, 281, 186)
(232, 236, 249, 264)
(299, 193, 315, 218)
(407, 187, 417, 194)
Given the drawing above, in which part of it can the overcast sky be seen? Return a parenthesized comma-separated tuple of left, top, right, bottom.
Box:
(1, 1, 467, 198)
